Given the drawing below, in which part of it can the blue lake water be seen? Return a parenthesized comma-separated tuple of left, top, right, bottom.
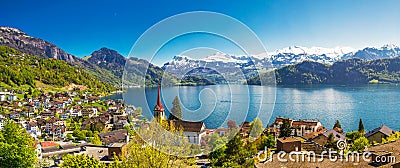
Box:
(104, 85, 400, 133)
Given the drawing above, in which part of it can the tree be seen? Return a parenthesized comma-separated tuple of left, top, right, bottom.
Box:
(222, 134, 254, 167)
(260, 134, 276, 150)
(333, 120, 341, 129)
(168, 96, 182, 120)
(279, 118, 292, 138)
(358, 118, 365, 134)
(249, 118, 264, 141)
(115, 119, 197, 168)
(61, 154, 105, 168)
(325, 133, 337, 149)
(349, 137, 370, 152)
(345, 131, 363, 141)
(0, 120, 37, 168)
(208, 133, 227, 150)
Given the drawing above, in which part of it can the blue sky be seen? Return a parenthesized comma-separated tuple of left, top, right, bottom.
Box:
(1, 0, 399, 65)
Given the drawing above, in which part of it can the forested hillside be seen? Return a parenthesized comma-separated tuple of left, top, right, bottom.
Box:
(0, 46, 115, 93)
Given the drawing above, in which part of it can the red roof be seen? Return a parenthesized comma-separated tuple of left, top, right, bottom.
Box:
(41, 141, 59, 148)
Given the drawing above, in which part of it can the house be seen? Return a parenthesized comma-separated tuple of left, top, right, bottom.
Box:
(60, 112, 69, 120)
(108, 143, 128, 160)
(170, 120, 207, 145)
(214, 128, 230, 137)
(269, 117, 324, 137)
(277, 137, 302, 153)
(0, 117, 4, 130)
(26, 121, 41, 138)
(99, 129, 129, 145)
(7, 94, 18, 101)
(312, 129, 346, 146)
(113, 116, 129, 130)
(364, 125, 395, 144)
(41, 110, 54, 118)
(239, 121, 251, 137)
(69, 106, 82, 117)
(0, 94, 6, 101)
(81, 107, 98, 118)
(41, 142, 82, 157)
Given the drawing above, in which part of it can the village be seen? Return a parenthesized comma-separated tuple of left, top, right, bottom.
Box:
(1, 86, 400, 168)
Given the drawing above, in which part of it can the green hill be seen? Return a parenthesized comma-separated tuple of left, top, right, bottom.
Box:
(0, 46, 116, 94)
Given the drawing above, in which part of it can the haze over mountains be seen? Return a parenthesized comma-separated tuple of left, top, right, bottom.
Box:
(1, 26, 400, 86)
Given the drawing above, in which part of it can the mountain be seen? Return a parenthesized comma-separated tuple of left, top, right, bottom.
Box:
(0, 26, 180, 87)
(247, 57, 400, 85)
(162, 52, 272, 84)
(264, 46, 356, 67)
(162, 45, 400, 84)
(342, 44, 400, 60)
(0, 46, 115, 94)
(0, 26, 124, 86)
(86, 47, 126, 79)
(0, 26, 79, 63)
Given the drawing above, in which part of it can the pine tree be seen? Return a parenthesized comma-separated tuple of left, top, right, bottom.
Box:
(334, 120, 341, 129)
(168, 96, 182, 120)
(279, 118, 292, 138)
(358, 118, 365, 134)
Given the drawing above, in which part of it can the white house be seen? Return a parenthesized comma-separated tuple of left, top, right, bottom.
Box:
(7, 94, 18, 101)
(171, 120, 207, 145)
(269, 117, 324, 137)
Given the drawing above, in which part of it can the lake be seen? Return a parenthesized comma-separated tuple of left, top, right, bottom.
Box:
(104, 84, 400, 133)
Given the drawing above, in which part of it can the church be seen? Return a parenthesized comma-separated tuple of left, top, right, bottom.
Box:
(154, 84, 206, 145)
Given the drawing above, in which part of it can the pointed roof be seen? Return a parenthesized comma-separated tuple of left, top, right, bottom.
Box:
(154, 83, 164, 111)
(364, 125, 394, 138)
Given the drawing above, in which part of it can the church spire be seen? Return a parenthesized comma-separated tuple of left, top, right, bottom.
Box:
(156, 83, 164, 111)
(154, 82, 165, 121)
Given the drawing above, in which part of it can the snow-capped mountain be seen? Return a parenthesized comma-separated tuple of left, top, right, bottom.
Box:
(162, 45, 400, 83)
(266, 46, 356, 66)
(342, 44, 400, 60)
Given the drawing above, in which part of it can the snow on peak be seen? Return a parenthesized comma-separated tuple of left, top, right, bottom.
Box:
(380, 44, 399, 50)
(203, 52, 237, 63)
(266, 46, 356, 59)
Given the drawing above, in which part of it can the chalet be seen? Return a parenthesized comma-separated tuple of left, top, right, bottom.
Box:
(277, 137, 302, 153)
(364, 125, 395, 144)
(170, 120, 207, 145)
(312, 129, 346, 146)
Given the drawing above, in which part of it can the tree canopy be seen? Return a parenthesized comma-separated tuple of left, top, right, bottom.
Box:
(168, 96, 182, 120)
(358, 118, 365, 134)
(0, 120, 37, 168)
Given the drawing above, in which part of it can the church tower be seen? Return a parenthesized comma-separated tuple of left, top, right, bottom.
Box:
(154, 83, 166, 121)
